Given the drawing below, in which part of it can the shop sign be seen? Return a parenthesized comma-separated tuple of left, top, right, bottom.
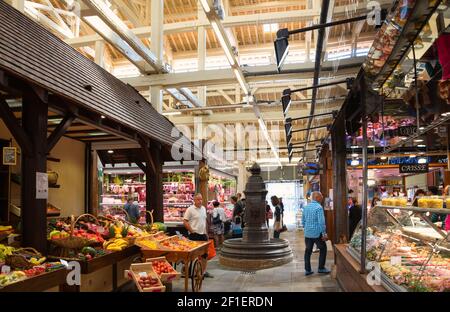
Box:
(398, 126, 417, 137)
(399, 163, 429, 174)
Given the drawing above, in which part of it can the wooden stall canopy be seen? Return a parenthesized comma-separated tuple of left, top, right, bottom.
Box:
(0, 1, 201, 160)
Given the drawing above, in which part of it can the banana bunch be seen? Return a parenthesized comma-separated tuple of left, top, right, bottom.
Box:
(103, 238, 128, 251)
(29, 257, 46, 265)
(0, 225, 12, 232)
(0, 244, 15, 261)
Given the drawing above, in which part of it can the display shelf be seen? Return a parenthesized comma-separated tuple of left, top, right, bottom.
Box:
(0, 268, 67, 292)
(364, 0, 441, 91)
(47, 157, 60, 163)
(375, 205, 450, 215)
(346, 246, 407, 292)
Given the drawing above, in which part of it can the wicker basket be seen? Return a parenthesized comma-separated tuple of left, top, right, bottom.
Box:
(49, 214, 99, 249)
(5, 247, 42, 270)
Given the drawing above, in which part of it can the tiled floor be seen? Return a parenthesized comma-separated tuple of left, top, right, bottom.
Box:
(170, 225, 341, 292)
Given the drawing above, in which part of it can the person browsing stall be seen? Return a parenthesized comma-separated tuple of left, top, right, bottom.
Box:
(183, 193, 212, 278)
(124, 198, 140, 223)
(302, 191, 330, 276)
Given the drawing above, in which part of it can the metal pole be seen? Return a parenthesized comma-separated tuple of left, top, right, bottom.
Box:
(360, 76, 369, 274)
(287, 15, 368, 36)
(412, 44, 420, 132)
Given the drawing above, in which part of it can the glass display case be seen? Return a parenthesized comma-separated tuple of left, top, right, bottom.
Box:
(163, 169, 195, 224)
(349, 205, 450, 292)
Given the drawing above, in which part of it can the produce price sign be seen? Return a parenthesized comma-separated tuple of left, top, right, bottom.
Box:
(36, 172, 48, 199)
(399, 163, 429, 174)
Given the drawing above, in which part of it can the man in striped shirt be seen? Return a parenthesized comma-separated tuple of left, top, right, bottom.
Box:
(302, 191, 330, 276)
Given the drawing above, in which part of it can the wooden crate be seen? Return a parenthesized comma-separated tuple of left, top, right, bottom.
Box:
(130, 263, 165, 292)
(145, 256, 181, 283)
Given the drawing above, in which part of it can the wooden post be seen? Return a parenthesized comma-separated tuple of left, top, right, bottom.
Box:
(149, 142, 163, 222)
(198, 159, 208, 207)
(331, 112, 348, 244)
(89, 149, 99, 216)
(21, 91, 48, 254)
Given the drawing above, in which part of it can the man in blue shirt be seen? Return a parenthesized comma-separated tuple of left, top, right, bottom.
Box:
(302, 191, 330, 276)
(124, 198, 140, 223)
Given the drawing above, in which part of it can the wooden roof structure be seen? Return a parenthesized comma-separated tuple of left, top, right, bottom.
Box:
(0, 0, 200, 158)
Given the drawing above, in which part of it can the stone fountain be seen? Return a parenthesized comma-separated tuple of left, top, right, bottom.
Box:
(219, 163, 293, 270)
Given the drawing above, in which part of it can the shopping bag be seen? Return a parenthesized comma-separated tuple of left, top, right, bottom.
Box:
(207, 239, 216, 260)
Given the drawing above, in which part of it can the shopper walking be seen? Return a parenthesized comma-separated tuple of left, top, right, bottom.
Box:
(183, 193, 212, 278)
(265, 200, 273, 228)
(271, 196, 282, 239)
(211, 201, 225, 249)
(279, 197, 285, 226)
(302, 191, 330, 276)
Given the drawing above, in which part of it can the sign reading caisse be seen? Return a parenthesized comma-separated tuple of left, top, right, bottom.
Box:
(399, 163, 429, 174)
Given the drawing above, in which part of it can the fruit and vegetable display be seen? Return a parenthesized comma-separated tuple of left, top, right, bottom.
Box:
(151, 232, 170, 241)
(0, 261, 65, 288)
(136, 235, 204, 252)
(159, 236, 204, 251)
(47, 214, 155, 258)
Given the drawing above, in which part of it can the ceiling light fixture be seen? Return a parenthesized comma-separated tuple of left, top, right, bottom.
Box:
(101, 115, 106, 119)
(413, 139, 423, 143)
(351, 159, 360, 166)
(418, 157, 427, 164)
(351, 153, 358, 157)
(417, 144, 426, 148)
(380, 156, 387, 160)
(107, 150, 114, 154)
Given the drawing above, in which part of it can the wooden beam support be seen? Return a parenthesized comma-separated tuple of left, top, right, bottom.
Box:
(46, 114, 76, 153)
(331, 112, 348, 244)
(149, 141, 163, 222)
(21, 91, 48, 254)
(138, 135, 156, 174)
(0, 98, 32, 155)
(135, 161, 147, 172)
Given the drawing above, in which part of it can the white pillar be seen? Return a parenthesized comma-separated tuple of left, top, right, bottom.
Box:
(197, 7, 207, 106)
(237, 162, 249, 193)
(94, 40, 105, 68)
(150, 85, 163, 113)
(235, 84, 241, 113)
(151, 0, 164, 67)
